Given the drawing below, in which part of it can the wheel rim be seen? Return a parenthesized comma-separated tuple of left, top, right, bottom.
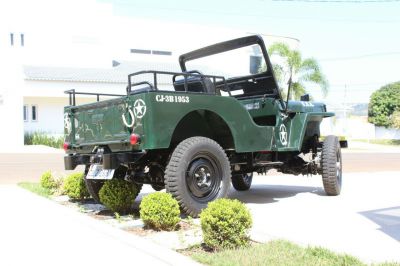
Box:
(336, 147, 342, 187)
(186, 154, 222, 202)
(243, 173, 253, 186)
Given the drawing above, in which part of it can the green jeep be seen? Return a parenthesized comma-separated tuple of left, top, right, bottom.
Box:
(64, 35, 346, 217)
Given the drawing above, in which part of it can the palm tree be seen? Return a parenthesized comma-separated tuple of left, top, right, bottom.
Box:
(268, 42, 329, 100)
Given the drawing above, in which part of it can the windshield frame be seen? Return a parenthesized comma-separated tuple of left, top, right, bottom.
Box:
(179, 35, 284, 105)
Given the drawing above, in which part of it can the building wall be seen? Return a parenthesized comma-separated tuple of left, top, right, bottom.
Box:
(24, 97, 65, 134)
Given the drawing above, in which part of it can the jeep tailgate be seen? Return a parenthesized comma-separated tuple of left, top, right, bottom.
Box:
(64, 97, 132, 148)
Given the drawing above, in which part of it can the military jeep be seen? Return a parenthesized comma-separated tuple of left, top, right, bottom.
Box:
(64, 35, 346, 217)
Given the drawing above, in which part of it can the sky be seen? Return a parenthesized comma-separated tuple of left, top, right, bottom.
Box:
(101, 0, 400, 104)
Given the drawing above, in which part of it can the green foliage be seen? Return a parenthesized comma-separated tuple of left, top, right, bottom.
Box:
(368, 81, 400, 128)
(187, 240, 367, 266)
(268, 42, 328, 100)
(24, 132, 63, 149)
(391, 110, 400, 129)
(40, 171, 58, 191)
(63, 172, 89, 200)
(200, 198, 252, 250)
(18, 182, 52, 198)
(99, 179, 141, 213)
(140, 192, 180, 231)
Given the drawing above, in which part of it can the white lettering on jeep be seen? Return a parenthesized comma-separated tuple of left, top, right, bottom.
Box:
(155, 95, 190, 103)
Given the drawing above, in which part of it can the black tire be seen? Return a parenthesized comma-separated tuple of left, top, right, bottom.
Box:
(84, 179, 105, 203)
(151, 184, 165, 191)
(232, 173, 253, 191)
(165, 137, 231, 217)
(321, 135, 342, 196)
(84, 165, 139, 203)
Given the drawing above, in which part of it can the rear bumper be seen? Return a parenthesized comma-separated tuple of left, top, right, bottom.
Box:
(64, 151, 146, 170)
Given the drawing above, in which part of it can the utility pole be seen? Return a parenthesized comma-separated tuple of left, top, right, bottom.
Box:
(343, 84, 347, 138)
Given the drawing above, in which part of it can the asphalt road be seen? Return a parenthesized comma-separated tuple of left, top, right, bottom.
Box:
(0, 151, 399, 184)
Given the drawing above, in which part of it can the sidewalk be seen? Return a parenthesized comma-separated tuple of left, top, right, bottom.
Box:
(344, 140, 400, 153)
(0, 185, 201, 266)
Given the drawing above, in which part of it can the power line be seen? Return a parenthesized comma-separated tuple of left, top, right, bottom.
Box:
(113, 2, 400, 23)
(273, 0, 400, 3)
(320, 52, 400, 62)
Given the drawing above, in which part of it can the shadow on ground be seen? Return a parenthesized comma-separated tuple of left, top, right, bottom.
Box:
(229, 184, 325, 204)
(360, 206, 400, 242)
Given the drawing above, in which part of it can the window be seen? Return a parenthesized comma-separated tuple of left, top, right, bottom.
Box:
(23, 105, 28, 122)
(130, 49, 151, 54)
(20, 33, 24, 47)
(10, 33, 14, 46)
(31, 105, 38, 121)
(152, 50, 172, 56)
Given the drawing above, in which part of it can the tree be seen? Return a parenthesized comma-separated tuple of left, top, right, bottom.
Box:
(268, 42, 329, 100)
(368, 81, 400, 128)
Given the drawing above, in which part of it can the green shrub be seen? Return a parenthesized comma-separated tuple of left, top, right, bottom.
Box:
(99, 179, 141, 213)
(200, 198, 252, 250)
(24, 132, 63, 149)
(139, 192, 180, 231)
(40, 171, 58, 191)
(368, 81, 400, 128)
(63, 173, 89, 200)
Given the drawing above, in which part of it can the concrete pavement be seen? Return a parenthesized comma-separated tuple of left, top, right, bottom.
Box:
(0, 185, 201, 266)
(230, 172, 400, 264)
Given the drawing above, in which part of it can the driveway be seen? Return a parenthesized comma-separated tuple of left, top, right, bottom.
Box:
(229, 172, 400, 263)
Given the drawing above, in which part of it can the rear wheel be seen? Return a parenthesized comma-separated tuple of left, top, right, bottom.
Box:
(165, 137, 231, 217)
(321, 135, 342, 196)
(84, 179, 104, 203)
(232, 173, 253, 191)
(84, 165, 132, 203)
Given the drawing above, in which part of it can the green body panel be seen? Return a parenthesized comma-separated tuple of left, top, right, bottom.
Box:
(64, 91, 333, 153)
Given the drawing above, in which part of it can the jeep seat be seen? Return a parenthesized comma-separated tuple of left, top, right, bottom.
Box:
(173, 76, 216, 94)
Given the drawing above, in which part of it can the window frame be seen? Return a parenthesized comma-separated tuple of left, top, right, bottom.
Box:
(31, 105, 38, 122)
(23, 105, 28, 122)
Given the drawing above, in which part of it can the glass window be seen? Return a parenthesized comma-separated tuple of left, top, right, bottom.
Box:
(185, 44, 266, 79)
(20, 33, 24, 47)
(23, 105, 28, 122)
(31, 105, 38, 121)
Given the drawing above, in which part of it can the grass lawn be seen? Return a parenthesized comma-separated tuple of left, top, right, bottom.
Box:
(183, 240, 399, 266)
(354, 139, 400, 146)
(18, 182, 52, 198)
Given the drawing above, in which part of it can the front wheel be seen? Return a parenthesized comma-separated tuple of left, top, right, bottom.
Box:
(165, 137, 231, 217)
(232, 173, 253, 191)
(321, 135, 342, 196)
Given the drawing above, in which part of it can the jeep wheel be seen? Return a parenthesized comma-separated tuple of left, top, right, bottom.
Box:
(165, 137, 231, 217)
(84, 178, 104, 203)
(232, 173, 253, 191)
(151, 184, 165, 191)
(84, 165, 134, 203)
(321, 135, 342, 196)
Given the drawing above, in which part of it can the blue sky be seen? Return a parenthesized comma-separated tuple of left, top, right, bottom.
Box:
(102, 0, 400, 103)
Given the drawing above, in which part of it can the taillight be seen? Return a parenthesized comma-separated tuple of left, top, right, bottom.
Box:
(130, 134, 140, 145)
(63, 142, 70, 151)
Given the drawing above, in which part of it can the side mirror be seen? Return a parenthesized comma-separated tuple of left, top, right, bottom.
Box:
(300, 94, 310, 102)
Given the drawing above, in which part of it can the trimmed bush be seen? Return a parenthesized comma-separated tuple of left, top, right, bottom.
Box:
(99, 179, 141, 213)
(200, 198, 252, 250)
(63, 173, 89, 200)
(40, 171, 58, 191)
(140, 192, 180, 231)
(24, 132, 63, 149)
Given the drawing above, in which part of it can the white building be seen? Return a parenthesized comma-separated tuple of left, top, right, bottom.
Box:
(0, 0, 299, 150)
